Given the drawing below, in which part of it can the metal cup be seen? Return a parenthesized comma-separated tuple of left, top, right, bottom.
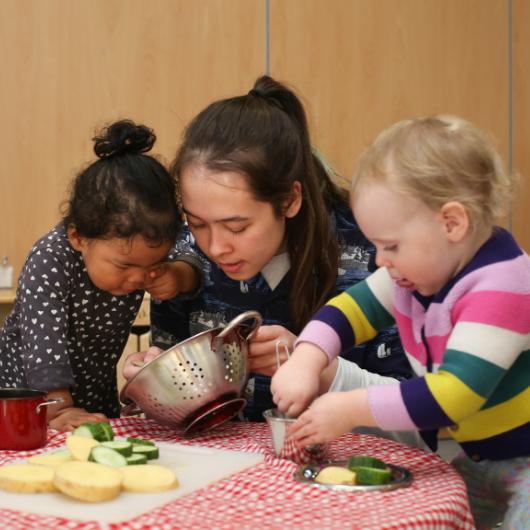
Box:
(263, 408, 328, 464)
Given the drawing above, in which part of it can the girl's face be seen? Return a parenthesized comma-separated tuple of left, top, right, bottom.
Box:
(352, 181, 468, 296)
(180, 165, 301, 281)
(68, 229, 171, 296)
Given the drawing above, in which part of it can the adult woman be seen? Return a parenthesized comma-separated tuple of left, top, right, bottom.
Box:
(125, 76, 411, 421)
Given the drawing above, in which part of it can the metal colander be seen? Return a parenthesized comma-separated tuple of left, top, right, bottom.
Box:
(120, 311, 262, 434)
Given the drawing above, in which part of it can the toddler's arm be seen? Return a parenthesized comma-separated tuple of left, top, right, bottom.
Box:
(145, 260, 200, 300)
(270, 342, 328, 417)
(45, 388, 108, 431)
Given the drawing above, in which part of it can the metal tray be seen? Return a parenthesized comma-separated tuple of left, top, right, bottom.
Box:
(293, 460, 413, 492)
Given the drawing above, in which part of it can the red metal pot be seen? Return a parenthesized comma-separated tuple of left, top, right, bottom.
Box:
(0, 388, 63, 450)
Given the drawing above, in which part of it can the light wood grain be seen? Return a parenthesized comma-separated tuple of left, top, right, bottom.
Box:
(0, 0, 265, 283)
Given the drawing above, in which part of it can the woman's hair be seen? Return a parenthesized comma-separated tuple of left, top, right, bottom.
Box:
(172, 75, 349, 331)
(352, 115, 515, 235)
(63, 119, 181, 245)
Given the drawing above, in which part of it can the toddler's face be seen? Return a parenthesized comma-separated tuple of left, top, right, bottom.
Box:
(352, 182, 461, 296)
(68, 231, 171, 296)
(179, 165, 300, 281)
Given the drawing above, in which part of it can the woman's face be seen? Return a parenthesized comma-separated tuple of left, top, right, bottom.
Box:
(180, 164, 301, 281)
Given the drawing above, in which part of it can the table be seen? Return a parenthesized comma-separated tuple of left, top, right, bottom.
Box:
(0, 417, 475, 530)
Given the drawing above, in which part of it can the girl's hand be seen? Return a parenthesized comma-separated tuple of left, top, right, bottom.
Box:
(270, 343, 328, 418)
(248, 325, 296, 376)
(289, 388, 373, 446)
(122, 346, 164, 380)
(48, 407, 108, 432)
(145, 261, 198, 300)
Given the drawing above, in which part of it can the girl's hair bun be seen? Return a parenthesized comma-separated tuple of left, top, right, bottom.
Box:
(93, 119, 156, 158)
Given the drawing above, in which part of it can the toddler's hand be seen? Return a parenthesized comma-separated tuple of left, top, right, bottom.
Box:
(48, 407, 108, 432)
(144, 261, 199, 300)
(122, 346, 164, 380)
(289, 388, 371, 446)
(270, 343, 328, 417)
(248, 325, 296, 376)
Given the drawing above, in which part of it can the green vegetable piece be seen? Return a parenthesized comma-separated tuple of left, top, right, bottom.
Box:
(73, 422, 114, 442)
(132, 444, 159, 460)
(88, 446, 127, 468)
(125, 453, 148, 465)
(101, 441, 133, 457)
(127, 436, 156, 446)
(347, 455, 387, 470)
(352, 466, 392, 485)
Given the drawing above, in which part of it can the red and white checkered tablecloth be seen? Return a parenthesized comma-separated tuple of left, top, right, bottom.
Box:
(0, 417, 475, 530)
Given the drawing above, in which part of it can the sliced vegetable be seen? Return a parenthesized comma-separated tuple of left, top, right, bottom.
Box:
(132, 444, 159, 460)
(127, 436, 155, 446)
(66, 435, 100, 461)
(125, 453, 148, 465)
(54, 461, 122, 502)
(73, 422, 114, 442)
(27, 452, 72, 468)
(315, 466, 356, 485)
(89, 446, 127, 468)
(101, 440, 133, 456)
(352, 466, 392, 485)
(0, 464, 57, 493)
(347, 455, 387, 470)
(121, 464, 178, 492)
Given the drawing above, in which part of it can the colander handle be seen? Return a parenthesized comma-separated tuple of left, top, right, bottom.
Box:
(217, 310, 262, 340)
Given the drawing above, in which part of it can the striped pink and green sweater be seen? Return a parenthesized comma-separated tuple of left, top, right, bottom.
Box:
(298, 228, 530, 461)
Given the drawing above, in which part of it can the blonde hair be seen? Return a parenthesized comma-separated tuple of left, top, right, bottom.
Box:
(352, 115, 516, 235)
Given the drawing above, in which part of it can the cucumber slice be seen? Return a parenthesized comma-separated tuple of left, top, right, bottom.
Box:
(72, 425, 94, 439)
(98, 422, 114, 442)
(347, 455, 387, 470)
(88, 446, 127, 468)
(127, 436, 155, 446)
(351, 466, 392, 485)
(73, 422, 114, 442)
(126, 453, 148, 465)
(132, 444, 159, 460)
(101, 441, 133, 457)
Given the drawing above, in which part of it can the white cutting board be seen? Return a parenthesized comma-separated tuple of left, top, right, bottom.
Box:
(0, 441, 264, 522)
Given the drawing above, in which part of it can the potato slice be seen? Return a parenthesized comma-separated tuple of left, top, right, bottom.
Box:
(28, 452, 72, 468)
(121, 464, 178, 492)
(54, 461, 122, 502)
(0, 464, 57, 493)
(66, 435, 100, 461)
(315, 466, 356, 485)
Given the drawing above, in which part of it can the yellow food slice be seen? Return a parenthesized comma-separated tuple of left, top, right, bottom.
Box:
(28, 452, 72, 468)
(315, 466, 356, 485)
(121, 464, 178, 492)
(54, 461, 122, 502)
(0, 464, 57, 493)
(66, 435, 100, 461)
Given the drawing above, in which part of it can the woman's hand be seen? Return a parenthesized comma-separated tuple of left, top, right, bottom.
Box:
(144, 261, 198, 300)
(270, 343, 328, 417)
(248, 325, 296, 376)
(122, 346, 164, 380)
(48, 407, 108, 432)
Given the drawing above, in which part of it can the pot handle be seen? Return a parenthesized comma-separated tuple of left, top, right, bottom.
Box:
(217, 310, 262, 341)
(36, 396, 64, 414)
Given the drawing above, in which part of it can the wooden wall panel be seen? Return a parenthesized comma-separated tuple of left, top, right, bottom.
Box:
(270, 0, 509, 190)
(0, 0, 265, 281)
(512, 0, 530, 251)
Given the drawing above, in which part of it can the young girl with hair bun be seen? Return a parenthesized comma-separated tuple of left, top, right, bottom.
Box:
(0, 119, 200, 431)
(272, 115, 530, 529)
